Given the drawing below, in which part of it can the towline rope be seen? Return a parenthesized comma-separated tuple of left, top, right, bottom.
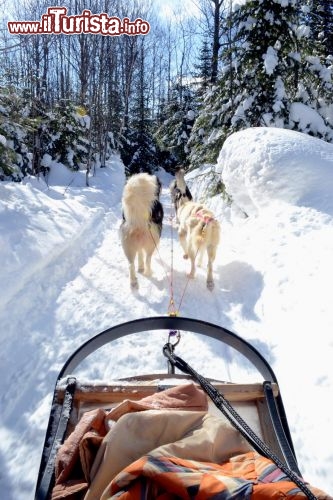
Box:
(148, 201, 198, 318)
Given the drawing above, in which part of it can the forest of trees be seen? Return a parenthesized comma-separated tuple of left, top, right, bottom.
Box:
(0, 0, 332, 182)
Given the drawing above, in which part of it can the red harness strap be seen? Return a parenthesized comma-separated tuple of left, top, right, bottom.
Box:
(195, 209, 215, 225)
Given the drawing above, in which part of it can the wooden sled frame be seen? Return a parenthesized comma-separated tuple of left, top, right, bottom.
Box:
(35, 315, 300, 500)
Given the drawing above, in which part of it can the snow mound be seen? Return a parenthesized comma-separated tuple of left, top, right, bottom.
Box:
(217, 127, 333, 217)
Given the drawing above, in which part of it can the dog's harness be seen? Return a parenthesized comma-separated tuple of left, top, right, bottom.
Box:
(195, 209, 215, 225)
(194, 209, 215, 238)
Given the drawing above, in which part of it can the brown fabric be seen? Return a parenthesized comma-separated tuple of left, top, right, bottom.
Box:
(104, 382, 208, 422)
(51, 480, 88, 499)
(55, 408, 107, 485)
(79, 429, 105, 481)
(51, 408, 107, 499)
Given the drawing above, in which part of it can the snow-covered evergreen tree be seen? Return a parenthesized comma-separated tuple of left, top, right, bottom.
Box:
(120, 121, 159, 177)
(0, 87, 93, 180)
(308, 0, 333, 57)
(154, 82, 196, 168)
(120, 45, 160, 177)
(0, 88, 33, 181)
(189, 0, 333, 170)
(43, 103, 91, 171)
(106, 86, 123, 152)
(194, 38, 212, 94)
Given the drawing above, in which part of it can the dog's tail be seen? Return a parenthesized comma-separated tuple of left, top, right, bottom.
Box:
(122, 173, 159, 228)
(192, 213, 220, 249)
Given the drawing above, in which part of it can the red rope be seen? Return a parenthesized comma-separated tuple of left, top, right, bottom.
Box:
(168, 207, 178, 316)
(176, 243, 201, 313)
(149, 199, 203, 317)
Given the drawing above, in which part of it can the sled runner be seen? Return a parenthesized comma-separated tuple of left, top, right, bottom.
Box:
(34, 316, 329, 500)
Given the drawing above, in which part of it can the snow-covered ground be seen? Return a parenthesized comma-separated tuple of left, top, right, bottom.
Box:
(0, 127, 332, 498)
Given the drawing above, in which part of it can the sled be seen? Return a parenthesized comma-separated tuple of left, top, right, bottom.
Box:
(34, 316, 317, 500)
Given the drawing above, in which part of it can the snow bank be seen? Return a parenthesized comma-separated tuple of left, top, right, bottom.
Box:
(0, 158, 124, 310)
(217, 127, 333, 217)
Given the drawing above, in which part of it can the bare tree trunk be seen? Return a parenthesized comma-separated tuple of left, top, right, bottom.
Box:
(78, 35, 89, 105)
(211, 0, 222, 83)
(41, 37, 49, 103)
(121, 37, 138, 131)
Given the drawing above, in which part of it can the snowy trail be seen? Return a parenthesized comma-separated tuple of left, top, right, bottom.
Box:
(0, 173, 251, 491)
(61, 184, 266, 383)
(1, 147, 333, 498)
(0, 171, 235, 499)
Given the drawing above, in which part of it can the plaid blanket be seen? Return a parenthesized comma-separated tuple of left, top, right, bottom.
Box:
(104, 451, 331, 499)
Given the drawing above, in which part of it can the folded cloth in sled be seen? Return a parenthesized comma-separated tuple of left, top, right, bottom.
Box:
(52, 383, 208, 498)
(85, 407, 331, 500)
(51, 381, 332, 500)
(106, 451, 332, 500)
(85, 410, 253, 499)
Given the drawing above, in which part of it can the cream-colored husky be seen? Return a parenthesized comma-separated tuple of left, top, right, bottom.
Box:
(120, 172, 163, 288)
(177, 199, 220, 290)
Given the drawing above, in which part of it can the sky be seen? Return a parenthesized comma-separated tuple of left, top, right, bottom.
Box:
(152, 0, 201, 20)
(0, 126, 333, 498)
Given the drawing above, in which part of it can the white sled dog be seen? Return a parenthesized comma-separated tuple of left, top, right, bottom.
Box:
(120, 172, 163, 289)
(172, 171, 220, 290)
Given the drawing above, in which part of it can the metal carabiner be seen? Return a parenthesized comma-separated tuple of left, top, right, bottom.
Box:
(168, 329, 181, 348)
(165, 330, 181, 374)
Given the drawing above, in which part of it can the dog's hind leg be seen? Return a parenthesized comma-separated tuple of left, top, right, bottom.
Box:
(123, 245, 139, 288)
(185, 235, 198, 279)
(178, 227, 188, 259)
(143, 237, 156, 276)
(187, 250, 196, 279)
(197, 246, 205, 268)
(129, 261, 138, 288)
(144, 252, 153, 277)
(137, 249, 144, 273)
(206, 244, 217, 290)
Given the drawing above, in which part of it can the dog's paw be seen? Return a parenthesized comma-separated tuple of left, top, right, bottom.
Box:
(207, 280, 214, 291)
(187, 272, 195, 279)
(138, 267, 144, 274)
(183, 254, 188, 260)
(130, 279, 139, 289)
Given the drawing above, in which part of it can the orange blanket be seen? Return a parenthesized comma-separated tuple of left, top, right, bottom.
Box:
(105, 451, 332, 500)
